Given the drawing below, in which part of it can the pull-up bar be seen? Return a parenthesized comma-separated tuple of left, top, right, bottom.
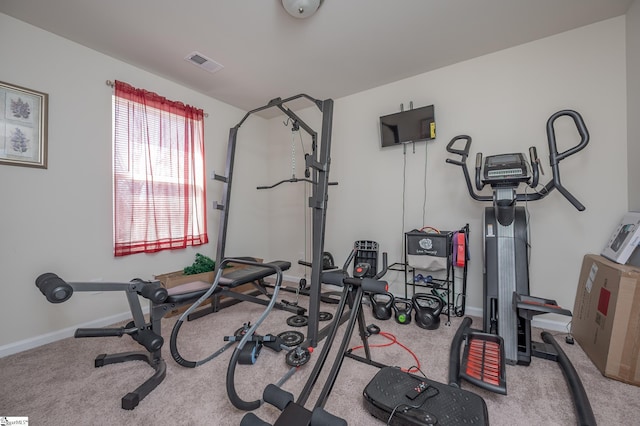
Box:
(257, 178, 338, 190)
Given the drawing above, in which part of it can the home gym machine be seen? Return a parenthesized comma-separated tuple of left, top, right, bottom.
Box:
(445, 109, 595, 424)
(203, 94, 334, 350)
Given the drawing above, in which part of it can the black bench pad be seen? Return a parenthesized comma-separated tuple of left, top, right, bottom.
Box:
(165, 260, 291, 304)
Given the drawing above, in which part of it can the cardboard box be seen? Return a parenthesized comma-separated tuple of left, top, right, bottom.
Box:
(601, 212, 640, 265)
(155, 270, 215, 317)
(572, 254, 640, 386)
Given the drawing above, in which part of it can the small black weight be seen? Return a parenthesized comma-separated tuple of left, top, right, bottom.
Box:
(277, 330, 305, 347)
(322, 252, 335, 269)
(393, 297, 413, 325)
(286, 315, 308, 327)
(412, 293, 443, 330)
(318, 311, 333, 322)
(370, 292, 394, 320)
(299, 277, 308, 290)
(285, 347, 312, 367)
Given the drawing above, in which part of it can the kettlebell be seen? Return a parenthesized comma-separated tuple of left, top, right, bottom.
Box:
(370, 292, 394, 321)
(393, 297, 413, 325)
(412, 293, 443, 330)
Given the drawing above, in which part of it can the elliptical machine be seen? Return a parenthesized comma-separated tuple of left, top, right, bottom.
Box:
(445, 110, 596, 425)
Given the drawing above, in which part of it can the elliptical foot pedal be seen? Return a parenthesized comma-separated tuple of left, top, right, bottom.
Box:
(460, 332, 507, 395)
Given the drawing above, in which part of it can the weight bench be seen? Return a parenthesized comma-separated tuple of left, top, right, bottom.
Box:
(35, 258, 291, 410)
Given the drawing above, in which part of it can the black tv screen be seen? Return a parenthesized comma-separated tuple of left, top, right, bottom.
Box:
(380, 105, 435, 148)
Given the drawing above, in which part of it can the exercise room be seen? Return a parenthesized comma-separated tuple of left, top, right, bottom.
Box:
(1, 1, 640, 425)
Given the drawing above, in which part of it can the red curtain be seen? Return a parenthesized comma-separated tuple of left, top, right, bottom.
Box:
(113, 80, 208, 256)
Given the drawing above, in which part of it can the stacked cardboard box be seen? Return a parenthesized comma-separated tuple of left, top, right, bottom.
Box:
(572, 254, 640, 386)
(601, 212, 640, 266)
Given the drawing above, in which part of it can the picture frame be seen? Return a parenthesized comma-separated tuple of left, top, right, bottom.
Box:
(0, 81, 48, 169)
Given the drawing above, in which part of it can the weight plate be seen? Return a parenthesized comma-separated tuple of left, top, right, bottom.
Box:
(318, 311, 333, 322)
(286, 315, 308, 327)
(322, 252, 335, 269)
(277, 330, 305, 347)
(234, 324, 250, 338)
(285, 347, 311, 367)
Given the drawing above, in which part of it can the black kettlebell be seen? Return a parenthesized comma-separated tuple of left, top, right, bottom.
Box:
(412, 293, 443, 330)
(370, 292, 394, 321)
(393, 297, 413, 325)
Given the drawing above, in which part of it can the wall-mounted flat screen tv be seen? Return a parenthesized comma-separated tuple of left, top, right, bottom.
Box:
(380, 105, 435, 148)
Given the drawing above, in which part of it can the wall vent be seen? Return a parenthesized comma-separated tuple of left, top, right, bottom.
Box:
(184, 51, 224, 73)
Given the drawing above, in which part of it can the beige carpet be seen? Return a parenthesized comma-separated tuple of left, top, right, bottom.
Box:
(1, 285, 639, 425)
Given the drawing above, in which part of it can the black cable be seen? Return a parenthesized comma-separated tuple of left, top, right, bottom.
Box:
(386, 366, 439, 425)
(401, 145, 408, 267)
(422, 143, 428, 225)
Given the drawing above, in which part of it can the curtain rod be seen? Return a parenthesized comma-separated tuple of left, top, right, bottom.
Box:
(106, 80, 208, 117)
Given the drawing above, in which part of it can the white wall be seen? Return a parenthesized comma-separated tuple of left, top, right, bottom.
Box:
(628, 0, 640, 211)
(0, 13, 631, 353)
(267, 17, 628, 322)
(0, 13, 270, 350)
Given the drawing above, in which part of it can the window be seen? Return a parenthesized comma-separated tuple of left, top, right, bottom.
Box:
(113, 80, 208, 256)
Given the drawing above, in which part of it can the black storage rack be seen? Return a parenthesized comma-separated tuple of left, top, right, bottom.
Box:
(402, 224, 469, 325)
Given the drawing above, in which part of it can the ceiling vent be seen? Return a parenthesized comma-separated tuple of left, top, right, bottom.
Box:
(184, 51, 224, 73)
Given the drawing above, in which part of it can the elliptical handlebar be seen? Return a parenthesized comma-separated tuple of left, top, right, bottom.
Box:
(528, 146, 540, 188)
(544, 109, 590, 211)
(445, 109, 589, 210)
(547, 110, 589, 163)
(445, 135, 491, 202)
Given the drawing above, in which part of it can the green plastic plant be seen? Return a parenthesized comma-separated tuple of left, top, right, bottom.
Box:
(184, 253, 216, 275)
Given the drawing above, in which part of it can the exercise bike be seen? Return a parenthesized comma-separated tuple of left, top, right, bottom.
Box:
(445, 109, 595, 425)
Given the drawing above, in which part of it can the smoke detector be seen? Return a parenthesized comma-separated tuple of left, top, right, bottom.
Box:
(184, 51, 224, 73)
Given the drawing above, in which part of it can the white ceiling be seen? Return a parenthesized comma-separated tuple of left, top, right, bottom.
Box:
(0, 0, 633, 117)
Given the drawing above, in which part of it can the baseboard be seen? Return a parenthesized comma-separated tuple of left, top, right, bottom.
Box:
(0, 310, 136, 358)
(444, 305, 571, 332)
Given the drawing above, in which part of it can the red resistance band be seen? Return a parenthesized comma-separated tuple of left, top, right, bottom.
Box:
(350, 331, 421, 373)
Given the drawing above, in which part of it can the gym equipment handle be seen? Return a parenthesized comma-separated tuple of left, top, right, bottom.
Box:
(529, 146, 539, 188)
(546, 110, 589, 164)
(545, 109, 590, 211)
(343, 277, 388, 294)
(75, 328, 125, 338)
(446, 135, 472, 160)
(445, 135, 491, 202)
